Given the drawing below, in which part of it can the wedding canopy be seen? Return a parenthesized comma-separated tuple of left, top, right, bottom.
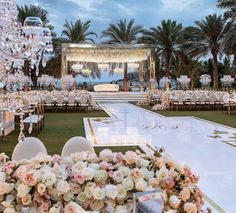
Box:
(61, 43, 156, 90)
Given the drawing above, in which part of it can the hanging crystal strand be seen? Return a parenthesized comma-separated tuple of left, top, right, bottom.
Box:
(0, 110, 4, 137)
(36, 61, 39, 76)
(29, 61, 32, 90)
(18, 108, 25, 143)
(28, 109, 33, 134)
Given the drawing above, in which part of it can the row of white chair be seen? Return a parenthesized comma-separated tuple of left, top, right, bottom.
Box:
(12, 136, 95, 161)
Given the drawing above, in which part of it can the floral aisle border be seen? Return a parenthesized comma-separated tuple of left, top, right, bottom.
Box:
(0, 148, 208, 213)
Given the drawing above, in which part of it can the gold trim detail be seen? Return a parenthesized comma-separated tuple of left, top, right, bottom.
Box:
(87, 118, 97, 145)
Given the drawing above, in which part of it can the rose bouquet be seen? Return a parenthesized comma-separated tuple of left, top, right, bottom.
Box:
(0, 148, 205, 213)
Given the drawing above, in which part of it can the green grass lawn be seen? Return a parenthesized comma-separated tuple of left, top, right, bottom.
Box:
(140, 105, 236, 128)
(0, 111, 141, 157)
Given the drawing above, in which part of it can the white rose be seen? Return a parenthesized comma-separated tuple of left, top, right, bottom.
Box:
(116, 185, 127, 200)
(118, 166, 130, 177)
(105, 205, 115, 213)
(92, 187, 106, 200)
(140, 168, 154, 180)
(84, 183, 95, 198)
(99, 149, 114, 162)
(169, 195, 181, 209)
(17, 184, 31, 198)
(64, 201, 87, 213)
(135, 179, 148, 191)
(88, 163, 100, 170)
(0, 182, 14, 195)
(76, 192, 87, 204)
(83, 168, 95, 180)
(3, 208, 16, 213)
(95, 170, 108, 183)
(72, 161, 88, 174)
(63, 156, 74, 167)
(63, 191, 74, 201)
(124, 151, 139, 165)
(71, 152, 88, 161)
(87, 153, 99, 162)
(115, 205, 128, 213)
(56, 180, 70, 194)
(156, 167, 169, 180)
(105, 184, 118, 199)
(42, 173, 57, 187)
(138, 159, 150, 168)
(122, 177, 134, 191)
(112, 171, 124, 183)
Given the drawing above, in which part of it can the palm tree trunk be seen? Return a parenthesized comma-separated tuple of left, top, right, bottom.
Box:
(165, 53, 171, 77)
(234, 54, 236, 76)
(212, 54, 219, 90)
(123, 63, 128, 91)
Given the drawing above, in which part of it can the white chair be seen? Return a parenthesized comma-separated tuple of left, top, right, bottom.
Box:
(61, 136, 95, 157)
(66, 95, 76, 111)
(55, 95, 65, 111)
(173, 94, 185, 110)
(12, 137, 47, 161)
(77, 95, 88, 111)
(44, 95, 54, 111)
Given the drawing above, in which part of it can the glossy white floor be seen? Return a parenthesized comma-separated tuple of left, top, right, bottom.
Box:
(84, 103, 236, 212)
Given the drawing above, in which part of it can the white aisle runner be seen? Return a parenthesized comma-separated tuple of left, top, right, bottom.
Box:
(84, 102, 236, 212)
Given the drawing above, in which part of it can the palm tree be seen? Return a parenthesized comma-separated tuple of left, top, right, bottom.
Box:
(223, 23, 236, 74)
(101, 19, 143, 91)
(142, 20, 183, 77)
(183, 14, 230, 90)
(61, 19, 97, 43)
(217, 0, 236, 20)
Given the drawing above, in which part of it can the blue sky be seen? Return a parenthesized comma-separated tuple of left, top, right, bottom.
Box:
(16, 0, 223, 40)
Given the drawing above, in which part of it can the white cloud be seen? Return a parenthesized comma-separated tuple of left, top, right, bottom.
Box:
(115, 3, 134, 16)
(67, 0, 104, 12)
(160, 0, 203, 12)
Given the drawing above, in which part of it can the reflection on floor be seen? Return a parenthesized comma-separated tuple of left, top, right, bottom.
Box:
(84, 103, 236, 212)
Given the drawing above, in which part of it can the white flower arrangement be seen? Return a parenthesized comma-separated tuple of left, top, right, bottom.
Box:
(0, 148, 205, 212)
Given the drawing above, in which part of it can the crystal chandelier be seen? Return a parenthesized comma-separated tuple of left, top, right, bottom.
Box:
(0, 0, 53, 88)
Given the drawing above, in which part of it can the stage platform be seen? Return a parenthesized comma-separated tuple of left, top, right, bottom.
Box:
(91, 92, 147, 102)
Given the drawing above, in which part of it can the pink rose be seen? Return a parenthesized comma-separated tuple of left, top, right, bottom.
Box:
(39, 202, 50, 211)
(4, 162, 16, 175)
(184, 203, 197, 213)
(74, 174, 85, 185)
(65, 201, 86, 213)
(16, 166, 27, 180)
(183, 166, 193, 178)
(162, 177, 174, 189)
(180, 187, 191, 201)
(114, 152, 123, 162)
(23, 171, 37, 186)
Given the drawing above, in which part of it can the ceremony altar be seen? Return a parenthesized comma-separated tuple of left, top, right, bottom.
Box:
(61, 44, 156, 91)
